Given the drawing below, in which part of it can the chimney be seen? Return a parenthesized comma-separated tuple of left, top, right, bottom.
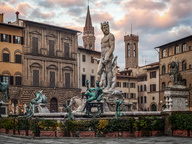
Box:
(0, 13, 4, 23)
(15, 11, 19, 24)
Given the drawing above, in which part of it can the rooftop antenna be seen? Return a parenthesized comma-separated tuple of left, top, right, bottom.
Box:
(131, 22, 132, 34)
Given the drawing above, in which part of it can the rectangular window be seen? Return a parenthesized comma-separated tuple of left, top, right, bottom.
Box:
(150, 71, 156, 79)
(175, 46, 179, 54)
(15, 36, 21, 44)
(65, 73, 70, 88)
(144, 96, 147, 103)
(49, 40, 54, 57)
(90, 76, 95, 87)
(141, 96, 143, 104)
(182, 44, 187, 52)
(2, 76, 9, 84)
(50, 71, 55, 88)
(130, 83, 135, 88)
(123, 82, 127, 88)
(150, 84, 156, 92)
(82, 75, 86, 86)
(15, 54, 21, 63)
(1, 34, 9, 42)
(32, 37, 38, 55)
(138, 97, 139, 104)
(91, 56, 94, 63)
(64, 42, 69, 58)
(116, 82, 121, 87)
(82, 55, 86, 62)
(144, 85, 146, 91)
(33, 70, 39, 86)
(10, 76, 14, 85)
(3, 53, 9, 62)
(15, 76, 22, 85)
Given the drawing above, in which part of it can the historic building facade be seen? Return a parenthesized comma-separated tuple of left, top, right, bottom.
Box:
(11, 16, 81, 112)
(155, 35, 192, 110)
(78, 47, 100, 95)
(0, 15, 24, 114)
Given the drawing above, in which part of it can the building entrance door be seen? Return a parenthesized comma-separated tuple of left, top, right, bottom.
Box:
(151, 104, 157, 111)
(50, 98, 58, 112)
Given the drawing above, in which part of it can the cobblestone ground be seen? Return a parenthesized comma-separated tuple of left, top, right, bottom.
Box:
(0, 135, 192, 144)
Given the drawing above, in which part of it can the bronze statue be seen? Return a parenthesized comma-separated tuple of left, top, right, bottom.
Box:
(169, 61, 182, 85)
(23, 105, 33, 118)
(82, 80, 104, 113)
(115, 99, 122, 118)
(30, 90, 47, 112)
(0, 76, 10, 103)
(63, 102, 74, 120)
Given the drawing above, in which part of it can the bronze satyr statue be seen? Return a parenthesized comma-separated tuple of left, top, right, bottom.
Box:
(82, 80, 104, 113)
(63, 102, 74, 120)
(169, 61, 182, 85)
(23, 105, 33, 118)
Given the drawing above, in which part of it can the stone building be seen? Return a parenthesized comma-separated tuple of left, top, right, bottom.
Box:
(11, 13, 81, 112)
(116, 69, 138, 111)
(124, 34, 139, 68)
(78, 47, 100, 95)
(0, 14, 24, 114)
(155, 35, 192, 110)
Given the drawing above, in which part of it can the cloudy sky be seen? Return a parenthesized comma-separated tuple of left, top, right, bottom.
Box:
(1, 0, 192, 70)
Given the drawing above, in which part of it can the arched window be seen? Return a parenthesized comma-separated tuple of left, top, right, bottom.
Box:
(182, 79, 187, 86)
(182, 60, 186, 70)
(162, 49, 166, 58)
(162, 65, 166, 74)
(151, 104, 157, 111)
(182, 43, 187, 52)
(133, 43, 136, 57)
(15, 51, 22, 63)
(127, 43, 130, 57)
(89, 44, 92, 49)
(162, 82, 165, 90)
(3, 50, 10, 62)
(15, 72, 22, 86)
(50, 98, 58, 113)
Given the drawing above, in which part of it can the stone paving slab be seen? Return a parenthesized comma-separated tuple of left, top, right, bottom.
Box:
(0, 135, 192, 144)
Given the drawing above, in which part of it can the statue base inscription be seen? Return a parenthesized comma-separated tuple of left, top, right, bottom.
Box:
(163, 85, 190, 111)
(0, 101, 9, 117)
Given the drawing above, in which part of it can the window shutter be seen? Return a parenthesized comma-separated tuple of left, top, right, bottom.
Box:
(15, 76, 22, 85)
(65, 73, 70, 88)
(10, 76, 14, 85)
(21, 37, 24, 45)
(9, 35, 11, 43)
(49, 40, 54, 57)
(1, 34, 3, 42)
(33, 70, 39, 86)
(13, 35, 15, 43)
(64, 42, 69, 58)
(50, 71, 55, 88)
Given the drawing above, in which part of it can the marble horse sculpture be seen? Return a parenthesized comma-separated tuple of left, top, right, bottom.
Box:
(0, 78, 10, 103)
(30, 90, 47, 112)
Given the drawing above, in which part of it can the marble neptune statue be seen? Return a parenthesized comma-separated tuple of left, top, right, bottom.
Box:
(97, 22, 117, 91)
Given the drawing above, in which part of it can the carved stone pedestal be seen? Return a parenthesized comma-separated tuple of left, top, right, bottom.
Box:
(163, 85, 190, 111)
(86, 102, 103, 117)
(0, 101, 9, 117)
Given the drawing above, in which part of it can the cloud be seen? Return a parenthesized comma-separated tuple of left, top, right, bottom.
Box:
(30, 9, 55, 19)
(67, 7, 84, 16)
(44, 0, 85, 7)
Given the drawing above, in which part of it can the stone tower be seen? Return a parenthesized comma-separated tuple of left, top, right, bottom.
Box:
(124, 34, 139, 68)
(82, 6, 95, 50)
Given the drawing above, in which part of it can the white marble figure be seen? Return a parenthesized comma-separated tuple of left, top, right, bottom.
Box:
(97, 22, 117, 91)
(16, 105, 19, 115)
(23, 103, 27, 114)
(11, 103, 14, 114)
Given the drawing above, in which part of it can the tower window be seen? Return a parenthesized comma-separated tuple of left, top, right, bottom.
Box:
(89, 44, 92, 50)
(133, 43, 136, 57)
(127, 43, 130, 57)
(182, 43, 187, 52)
(175, 45, 179, 54)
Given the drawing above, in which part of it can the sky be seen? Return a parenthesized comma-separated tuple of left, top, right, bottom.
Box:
(1, 0, 192, 70)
